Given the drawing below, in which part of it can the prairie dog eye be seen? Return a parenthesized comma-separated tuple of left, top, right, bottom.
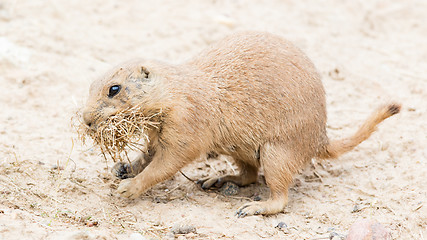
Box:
(108, 85, 121, 98)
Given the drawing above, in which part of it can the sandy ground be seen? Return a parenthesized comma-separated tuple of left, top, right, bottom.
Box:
(0, 0, 426, 239)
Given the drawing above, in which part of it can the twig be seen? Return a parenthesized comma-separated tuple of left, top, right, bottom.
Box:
(179, 171, 196, 183)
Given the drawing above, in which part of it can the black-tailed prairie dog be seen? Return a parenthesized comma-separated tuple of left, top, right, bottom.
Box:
(82, 32, 401, 217)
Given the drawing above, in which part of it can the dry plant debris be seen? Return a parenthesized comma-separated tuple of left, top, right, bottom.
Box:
(75, 105, 161, 162)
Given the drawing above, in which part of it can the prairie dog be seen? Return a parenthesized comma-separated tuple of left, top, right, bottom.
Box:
(82, 32, 400, 217)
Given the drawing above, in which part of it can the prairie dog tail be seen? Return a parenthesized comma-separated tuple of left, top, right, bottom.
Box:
(318, 103, 401, 159)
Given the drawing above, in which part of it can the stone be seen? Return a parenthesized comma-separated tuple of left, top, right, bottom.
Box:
(220, 182, 239, 196)
(346, 219, 391, 240)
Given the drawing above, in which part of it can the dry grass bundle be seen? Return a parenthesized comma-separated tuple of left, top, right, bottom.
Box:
(75, 105, 161, 162)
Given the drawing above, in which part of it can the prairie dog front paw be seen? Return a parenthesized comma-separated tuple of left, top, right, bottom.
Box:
(116, 178, 142, 199)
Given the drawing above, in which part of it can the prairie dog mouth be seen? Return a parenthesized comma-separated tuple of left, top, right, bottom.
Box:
(76, 105, 162, 162)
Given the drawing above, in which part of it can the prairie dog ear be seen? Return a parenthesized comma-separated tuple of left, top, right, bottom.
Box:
(140, 66, 150, 79)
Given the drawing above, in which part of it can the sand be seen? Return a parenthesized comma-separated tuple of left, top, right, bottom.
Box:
(0, 0, 426, 239)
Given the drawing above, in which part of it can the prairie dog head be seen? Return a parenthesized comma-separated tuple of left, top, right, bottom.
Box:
(82, 60, 161, 129)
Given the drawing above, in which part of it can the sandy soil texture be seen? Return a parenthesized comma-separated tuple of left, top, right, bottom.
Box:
(0, 0, 426, 239)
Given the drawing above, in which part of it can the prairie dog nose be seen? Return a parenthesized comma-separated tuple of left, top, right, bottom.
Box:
(82, 111, 93, 127)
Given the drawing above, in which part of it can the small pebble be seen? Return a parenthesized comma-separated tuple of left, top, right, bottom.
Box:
(275, 222, 290, 233)
(171, 223, 196, 235)
(346, 219, 391, 240)
(253, 194, 261, 201)
(85, 221, 98, 227)
(153, 196, 168, 204)
(220, 182, 239, 196)
(276, 222, 287, 229)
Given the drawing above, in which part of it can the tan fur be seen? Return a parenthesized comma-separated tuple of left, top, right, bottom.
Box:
(82, 32, 401, 217)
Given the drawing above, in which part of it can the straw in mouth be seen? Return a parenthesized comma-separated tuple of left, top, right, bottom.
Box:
(75, 105, 161, 162)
